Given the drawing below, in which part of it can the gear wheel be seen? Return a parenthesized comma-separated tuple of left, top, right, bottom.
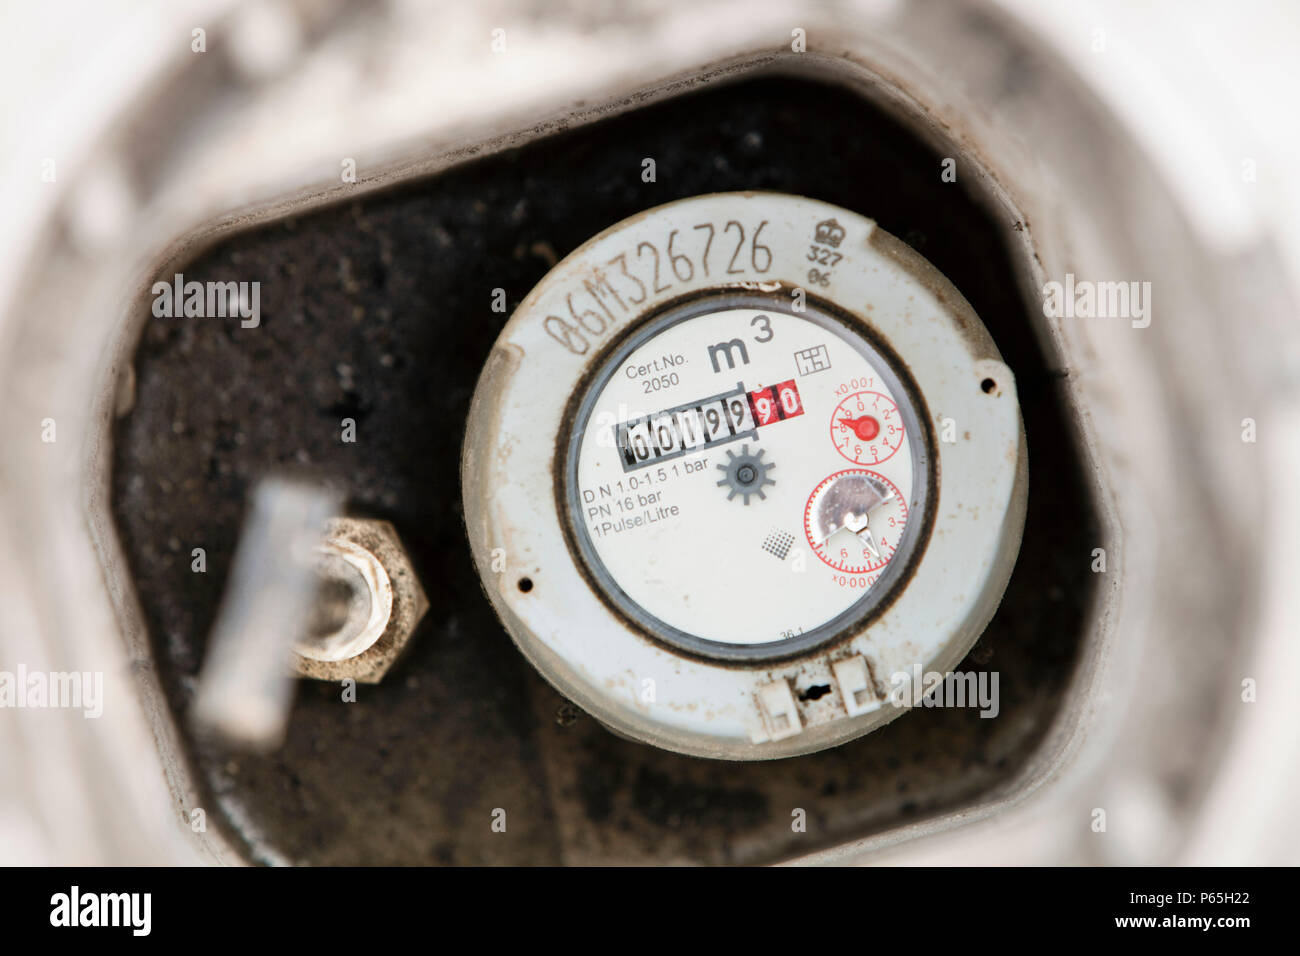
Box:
(715, 444, 776, 504)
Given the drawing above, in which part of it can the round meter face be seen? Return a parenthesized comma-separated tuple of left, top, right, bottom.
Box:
(563, 293, 931, 660)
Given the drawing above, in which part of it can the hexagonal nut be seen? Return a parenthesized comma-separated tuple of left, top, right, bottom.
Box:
(291, 517, 428, 683)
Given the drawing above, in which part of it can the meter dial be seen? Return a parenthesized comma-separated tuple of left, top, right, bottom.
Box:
(564, 294, 929, 659)
(805, 470, 908, 574)
(831, 391, 904, 465)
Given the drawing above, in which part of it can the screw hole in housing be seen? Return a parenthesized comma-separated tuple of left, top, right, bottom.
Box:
(980, 378, 997, 394)
(518, 577, 534, 593)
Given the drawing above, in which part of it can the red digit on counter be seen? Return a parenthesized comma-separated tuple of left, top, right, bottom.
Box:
(748, 379, 804, 427)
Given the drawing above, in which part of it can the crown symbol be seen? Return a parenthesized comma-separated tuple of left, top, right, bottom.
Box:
(814, 218, 846, 248)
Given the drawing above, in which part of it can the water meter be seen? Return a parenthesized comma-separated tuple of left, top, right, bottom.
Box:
(463, 192, 1026, 759)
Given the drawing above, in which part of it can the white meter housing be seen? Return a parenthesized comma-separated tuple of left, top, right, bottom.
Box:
(463, 192, 1026, 759)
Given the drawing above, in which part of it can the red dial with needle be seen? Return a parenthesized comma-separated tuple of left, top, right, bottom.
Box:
(830, 390, 903, 465)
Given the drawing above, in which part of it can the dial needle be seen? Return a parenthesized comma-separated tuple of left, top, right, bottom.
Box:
(854, 488, 895, 559)
(858, 526, 881, 560)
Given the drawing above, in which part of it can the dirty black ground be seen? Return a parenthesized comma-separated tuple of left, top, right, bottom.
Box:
(112, 75, 1097, 864)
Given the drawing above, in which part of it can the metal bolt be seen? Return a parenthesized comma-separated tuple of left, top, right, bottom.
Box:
(291, 517, 428, 684)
